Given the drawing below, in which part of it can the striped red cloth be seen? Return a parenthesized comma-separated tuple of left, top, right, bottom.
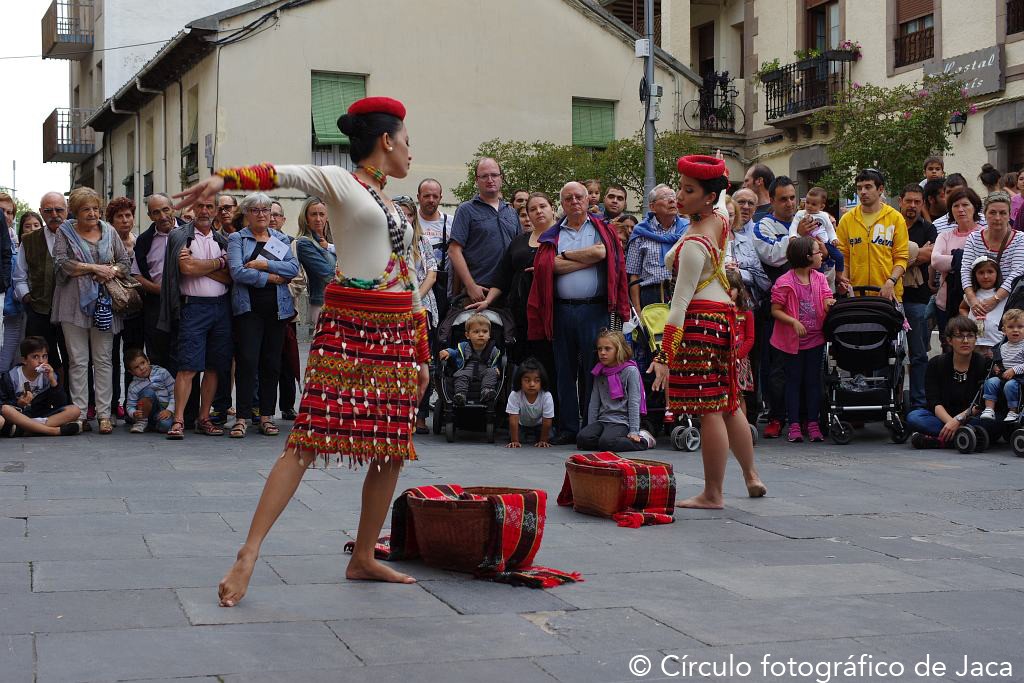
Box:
(557, 452, 676, 527)
(344, 484, 581, 588)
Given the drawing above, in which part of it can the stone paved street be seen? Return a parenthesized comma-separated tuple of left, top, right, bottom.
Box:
(2, 416, 1024, 682)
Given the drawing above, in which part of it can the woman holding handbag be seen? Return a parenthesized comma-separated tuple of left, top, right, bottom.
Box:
(50, 187, 132, 433)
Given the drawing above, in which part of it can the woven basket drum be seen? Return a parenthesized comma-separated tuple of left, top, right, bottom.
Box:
(565, 458, 674, 518)
(407, 486, 537, 572)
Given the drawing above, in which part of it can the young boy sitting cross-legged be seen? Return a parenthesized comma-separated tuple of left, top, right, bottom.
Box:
(0, 336, 82, 437)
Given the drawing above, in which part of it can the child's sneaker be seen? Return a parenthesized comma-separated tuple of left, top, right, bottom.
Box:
(638, 429, 656, 449)
(806, 421, 825, 442)
(1004, 410, 1019, 423)
(980, 407, 996, 420)
(787, 423, 804, 442)
(454, 393, 467, 407)
(764, 418, 783, 438)
(480, 389, 496, 404)
(910, 432, 942, 449)
(129, 421, 146, 434)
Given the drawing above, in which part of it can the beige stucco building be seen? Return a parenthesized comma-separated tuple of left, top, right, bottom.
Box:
(44, 0, 704, 219)
(43, 0, 1024, 213)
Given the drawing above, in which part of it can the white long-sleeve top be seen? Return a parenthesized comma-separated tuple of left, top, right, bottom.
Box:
(275, 165, 423, 312)
(959, 228, 1024, 294)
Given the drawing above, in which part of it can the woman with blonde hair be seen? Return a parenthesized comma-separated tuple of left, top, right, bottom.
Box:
(293, 196, 336, 326)
(51, 187, 132, 434)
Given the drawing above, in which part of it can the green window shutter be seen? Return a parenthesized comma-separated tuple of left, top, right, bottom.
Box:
(311, 72, 367, 146)
(572, 98, 615, 148)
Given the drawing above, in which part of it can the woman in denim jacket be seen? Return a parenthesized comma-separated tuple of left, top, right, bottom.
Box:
(227, 192, 300, 437)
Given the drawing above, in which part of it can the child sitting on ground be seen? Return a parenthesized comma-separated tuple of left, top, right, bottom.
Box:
(789, 187, 844, 285)
(439, 313, 501, 406)
(0, 336, 81, 437)
(124, 348, 176, 434)
(959, 256, 1006, 358)
(981, 308, 1024, 422)
(577, 329, 653, 452)
(506, 358, 554, 448)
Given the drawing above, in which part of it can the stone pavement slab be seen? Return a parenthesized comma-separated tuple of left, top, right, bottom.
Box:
(176, 582, 454, 625)
(0, 588, 188, 635)
(326, 613, 577, 664)
(35, 622, 360, 682)
(3, 415, 1024, 681)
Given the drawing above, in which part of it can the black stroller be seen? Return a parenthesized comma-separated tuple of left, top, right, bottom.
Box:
(432, 298, 516, 443)
(822, 287, 908, 444)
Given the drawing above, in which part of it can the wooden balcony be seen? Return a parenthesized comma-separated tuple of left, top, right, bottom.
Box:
(43, 108, 96, 163)
(41, 0, 93, 60)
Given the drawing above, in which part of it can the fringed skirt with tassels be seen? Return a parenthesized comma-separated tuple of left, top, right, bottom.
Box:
(667, 300, 739, 416)
(287, 284, 419, 467)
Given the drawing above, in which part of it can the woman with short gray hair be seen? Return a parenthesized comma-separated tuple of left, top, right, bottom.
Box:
(226, 191, 300, 437)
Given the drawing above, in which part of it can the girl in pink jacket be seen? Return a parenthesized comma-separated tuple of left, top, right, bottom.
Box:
(770, 237, 836, 442)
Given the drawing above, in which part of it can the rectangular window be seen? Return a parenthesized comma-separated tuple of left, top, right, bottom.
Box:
(311, 72, 366, 146)
(572, 98, 615, 150)
(312, 144, 354, 169)
(1011, 0, 1024, 35)
(806, 0, 840, 52)
(894, 10, 934, 67)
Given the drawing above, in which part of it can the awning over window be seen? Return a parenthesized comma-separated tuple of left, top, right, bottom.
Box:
(311, 72, 366, 146)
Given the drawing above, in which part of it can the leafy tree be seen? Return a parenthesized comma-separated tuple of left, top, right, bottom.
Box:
(811, 73, 973, 199)
(453, 131, 700, 208)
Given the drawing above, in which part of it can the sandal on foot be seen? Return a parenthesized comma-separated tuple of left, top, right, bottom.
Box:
(98, 418, 114, 435)
(166, 420, 185, 440)
(230, 421, 248, 438)
(258, 420, 280, 436)
(194, 418, 224, 436)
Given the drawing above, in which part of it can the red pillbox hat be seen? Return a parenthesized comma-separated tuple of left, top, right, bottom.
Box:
(347, 96, 406, 120)
(677, 154, 726, 179)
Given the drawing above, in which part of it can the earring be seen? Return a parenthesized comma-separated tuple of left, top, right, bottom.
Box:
(386, 147, 394, 152)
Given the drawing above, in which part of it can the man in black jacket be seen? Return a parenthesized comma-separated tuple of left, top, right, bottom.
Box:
(132, 193, 183, 368)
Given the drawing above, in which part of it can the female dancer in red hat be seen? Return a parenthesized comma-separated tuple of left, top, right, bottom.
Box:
(649, 154, 766, 509)
(175, 96, 429, 605)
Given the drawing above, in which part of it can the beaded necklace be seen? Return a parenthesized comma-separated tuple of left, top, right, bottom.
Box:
(356, 164, 387, 188)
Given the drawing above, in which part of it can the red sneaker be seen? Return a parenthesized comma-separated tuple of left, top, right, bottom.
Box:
(763, 419, 783, 439)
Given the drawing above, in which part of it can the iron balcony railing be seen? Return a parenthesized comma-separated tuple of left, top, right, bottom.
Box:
(683, 72, 744, 134)
(762, 53, 853, 123)
(895, 27, 934, 67)
(41, 0, 94, 60)
(43, 108, 96, 163)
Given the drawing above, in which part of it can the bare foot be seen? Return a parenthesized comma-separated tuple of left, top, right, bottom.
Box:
(676, 494, 724, 510)
(346, 557, 416, 583)
(218, 548, 257, 607)
(745, 478, 767, 498)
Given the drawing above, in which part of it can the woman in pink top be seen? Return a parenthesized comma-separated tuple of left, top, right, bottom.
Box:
(770, 237, 835, 443)
(931, 187, 981, 337)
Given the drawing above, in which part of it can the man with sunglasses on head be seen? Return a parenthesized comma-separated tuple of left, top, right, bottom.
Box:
(13, 192, 70, 377)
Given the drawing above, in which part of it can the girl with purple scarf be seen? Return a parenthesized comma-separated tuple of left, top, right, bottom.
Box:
(577, 329, 654, 452)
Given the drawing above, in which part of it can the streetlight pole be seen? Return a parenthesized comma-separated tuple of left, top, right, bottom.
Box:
(642, 0, 656, 215)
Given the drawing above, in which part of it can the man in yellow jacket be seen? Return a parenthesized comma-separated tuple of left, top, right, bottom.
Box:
(837, 169, 909, 301)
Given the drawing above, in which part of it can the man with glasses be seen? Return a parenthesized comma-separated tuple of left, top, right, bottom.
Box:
(133, 193, 182, 369)
(215, 194, 239, 234)
(527, 181, 630, 445)
(447, 157, 520, 303)
(13, 192, 69, 375)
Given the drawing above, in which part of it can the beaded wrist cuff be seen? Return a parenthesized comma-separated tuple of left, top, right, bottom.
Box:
(216, 163, 278, 191)
(661, 324, 683, 366)
(414, 310, 431, 364)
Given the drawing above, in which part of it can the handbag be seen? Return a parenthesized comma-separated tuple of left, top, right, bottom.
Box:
(93, 288, 114, 331)
(105, 275, 143, 316)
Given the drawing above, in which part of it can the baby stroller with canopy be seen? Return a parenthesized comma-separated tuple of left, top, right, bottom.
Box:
(822, 286, 908, 444)
(432, 298, 516, 443)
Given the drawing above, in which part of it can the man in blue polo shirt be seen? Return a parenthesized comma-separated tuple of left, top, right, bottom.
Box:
(447, 157, 521, 303)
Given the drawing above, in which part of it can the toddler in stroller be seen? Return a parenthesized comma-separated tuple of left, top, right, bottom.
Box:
(433, 305, 513, 443)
